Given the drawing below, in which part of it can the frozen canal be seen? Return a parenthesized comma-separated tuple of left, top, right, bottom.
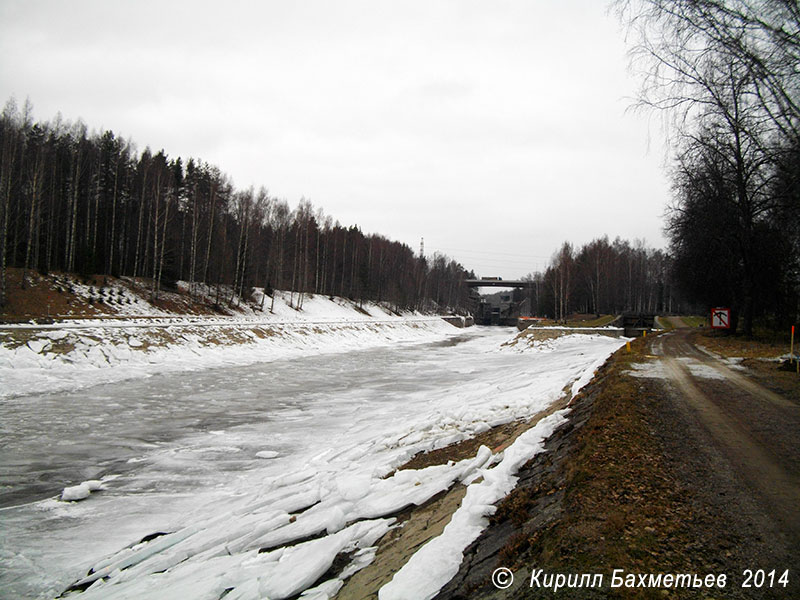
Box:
(1, 326, 624, 599)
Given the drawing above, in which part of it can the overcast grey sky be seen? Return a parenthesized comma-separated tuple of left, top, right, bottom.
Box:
(0, 0, 670, 279)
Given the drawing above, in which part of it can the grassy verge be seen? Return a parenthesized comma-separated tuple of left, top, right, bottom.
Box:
(565, 314, 617, 328)
(692, 329, 800, 403)
(531, 315, 618, 328)
(693, 328, 793, 359)
(680, 315, 708, 328)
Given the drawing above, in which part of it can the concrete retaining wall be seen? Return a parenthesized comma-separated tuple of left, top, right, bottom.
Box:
(442, 316, 475, 328)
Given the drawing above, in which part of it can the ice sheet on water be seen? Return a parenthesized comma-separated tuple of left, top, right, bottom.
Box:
(2, 328, 626, 599)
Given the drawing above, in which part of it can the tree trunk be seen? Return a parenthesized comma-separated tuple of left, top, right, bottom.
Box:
(0, 125, 18, 307)
(132, 170, 147, 288)
(107, 154, 119, 276)
(155, 185, 170, 300)
(202, 185, 216, 284)
(150, 174, 161, 301)
(66, 147, 82, 273)
(23, 149, 44, 287)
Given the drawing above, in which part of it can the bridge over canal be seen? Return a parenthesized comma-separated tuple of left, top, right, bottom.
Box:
(464, 279, 531, 288)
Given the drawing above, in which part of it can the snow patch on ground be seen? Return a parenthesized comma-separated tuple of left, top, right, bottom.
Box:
(626, 357, 727, 380)
(625, 361, 669, 379)
(677, 357, 727, 379)
(723, 357, 747, 371)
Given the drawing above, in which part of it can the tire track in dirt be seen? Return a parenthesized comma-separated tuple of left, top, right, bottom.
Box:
(655, 329, 800, 538)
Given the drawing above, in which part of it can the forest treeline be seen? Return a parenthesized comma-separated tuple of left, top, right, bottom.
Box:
(0, 98, 726, 323)
(0, 98, 685, 321)
(4, 3, 799, 339)
(522, 236, 681, 321)
(0, 100, 475, 313)
(617, 0, 800, 334)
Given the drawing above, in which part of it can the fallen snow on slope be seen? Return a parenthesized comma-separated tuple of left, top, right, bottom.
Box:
(0, 289, 453, 400)
(379, 411, 568, 600)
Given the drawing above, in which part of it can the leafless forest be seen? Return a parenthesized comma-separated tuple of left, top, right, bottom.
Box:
(1, 1, 798, 330)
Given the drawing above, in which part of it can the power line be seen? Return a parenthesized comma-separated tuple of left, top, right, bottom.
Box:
(431, 255, 546, 268)
(455, 257, 544, 266)
(431, 246, 552, 260)
(456, 265, 540, 273)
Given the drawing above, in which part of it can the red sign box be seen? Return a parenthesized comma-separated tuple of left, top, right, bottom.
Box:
(711, 308, 731, 329)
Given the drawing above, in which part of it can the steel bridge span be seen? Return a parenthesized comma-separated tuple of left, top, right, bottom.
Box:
(464, 279, 531, 288)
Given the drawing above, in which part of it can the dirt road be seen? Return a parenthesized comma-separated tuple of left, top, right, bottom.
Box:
(433, 324, 799, 599)
(647, 326, 800, 582)
(653, 326, 800, 540)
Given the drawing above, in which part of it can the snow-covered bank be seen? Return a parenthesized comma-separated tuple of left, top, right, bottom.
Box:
(379, 411, 569, 600)
(0, 290, 459, 399)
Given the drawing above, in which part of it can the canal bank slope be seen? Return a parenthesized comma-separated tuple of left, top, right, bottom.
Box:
(431, 328, 799, 600)
(0, 288, 460, 400)
(3, 328, 627, 599)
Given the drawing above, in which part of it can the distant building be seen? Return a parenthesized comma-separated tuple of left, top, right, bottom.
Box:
(475, 289, 524, 325)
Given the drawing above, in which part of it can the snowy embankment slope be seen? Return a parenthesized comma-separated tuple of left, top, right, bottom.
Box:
(31, 331, 626, 600)
(0, 290, 456, 400)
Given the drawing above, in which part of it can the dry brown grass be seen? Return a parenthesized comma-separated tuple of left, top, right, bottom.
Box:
(1, 269, 101, 319)
(0, 267, 245, 321)
(693, 328, 793, 359)
(532, 314, 617, 328)
(490, 336, 709, 598)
